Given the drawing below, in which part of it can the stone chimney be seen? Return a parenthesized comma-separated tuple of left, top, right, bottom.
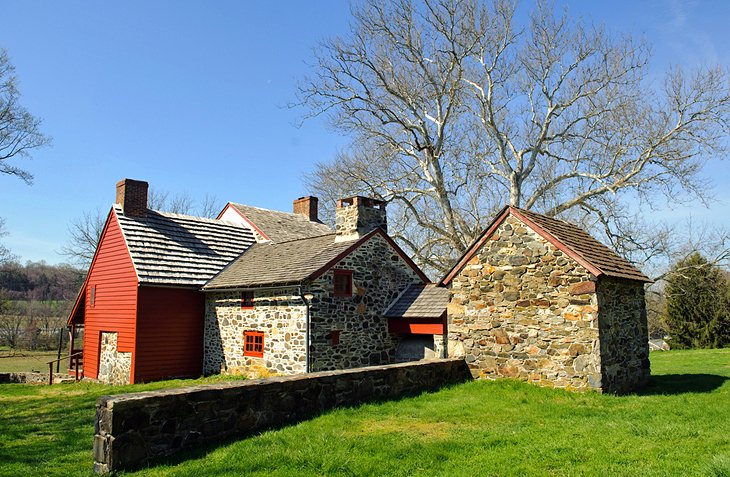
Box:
(293, 196, 319, 222)
(115, 179, 148, 217)
(335, 196, 387, 242)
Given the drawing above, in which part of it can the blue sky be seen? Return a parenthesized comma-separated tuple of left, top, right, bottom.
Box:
(0, 0, 728, 264)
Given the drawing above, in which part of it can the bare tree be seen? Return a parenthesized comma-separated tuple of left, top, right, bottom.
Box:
(0, 48, 51, 184)
(59, 208, 106, 268)
(300, 0, 730, 276)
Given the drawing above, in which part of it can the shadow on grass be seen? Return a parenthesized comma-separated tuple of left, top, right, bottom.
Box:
(638, 374, 728, 395)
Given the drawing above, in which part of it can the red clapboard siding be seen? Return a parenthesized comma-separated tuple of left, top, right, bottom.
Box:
(82, 212, 139, 381)
(134, 287, 204, 382)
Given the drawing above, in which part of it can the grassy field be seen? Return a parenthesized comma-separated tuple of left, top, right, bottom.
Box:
(0, 349, 61, 373)
(0, 349, 728, 477)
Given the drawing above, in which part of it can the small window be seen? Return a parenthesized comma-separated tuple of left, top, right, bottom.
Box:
(241, 291, 254, 310)
(244, 331, 264, 357)
(90, 285, 96, 307)
(329, 330, 341, 346)
(333, 270, 353, 297)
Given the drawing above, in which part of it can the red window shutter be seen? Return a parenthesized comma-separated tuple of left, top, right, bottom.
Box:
(333, 270, 353, 297)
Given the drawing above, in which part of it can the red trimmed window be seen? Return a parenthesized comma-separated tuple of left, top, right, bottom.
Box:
(244, 331, 264, 357)
(89, 285, 96, 307)
(241, 291, 254, 310)
(333, 270, 353, 297)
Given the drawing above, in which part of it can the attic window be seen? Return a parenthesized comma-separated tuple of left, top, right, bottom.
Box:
(90, 285, 96, 307)
(241, 291, 254, 310)
(244, 330, 264, 358)
(333, 270, 353, 297)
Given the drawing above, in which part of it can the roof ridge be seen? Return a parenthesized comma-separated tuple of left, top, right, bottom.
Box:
(114, 204, 245, 228)
(269, 232, 340, 245)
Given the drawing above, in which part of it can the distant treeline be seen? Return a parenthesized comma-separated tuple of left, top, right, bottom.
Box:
(0, 261, 85, 350)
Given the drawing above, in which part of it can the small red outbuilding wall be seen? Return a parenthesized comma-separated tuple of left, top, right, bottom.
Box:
(82, 213, 139, 381)
(135, 287, 205, 382)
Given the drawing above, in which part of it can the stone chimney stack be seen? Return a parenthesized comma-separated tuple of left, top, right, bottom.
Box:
(293, 196, 319, 222)
(115, 179, 148, 217)
(334, 196, 387, 242)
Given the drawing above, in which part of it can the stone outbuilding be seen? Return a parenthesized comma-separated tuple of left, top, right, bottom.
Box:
(202, 196, 434, 377)
(440, 206, 651, 394)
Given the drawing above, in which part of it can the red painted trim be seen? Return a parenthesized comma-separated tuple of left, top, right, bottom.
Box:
(509, 208, 603, 278)
(217, 203, 271, 241)
(441, 206, 510, 285)
(388, 317, 446, 335)
(244, 330, 264, 358)
(307, 228, 430, 283)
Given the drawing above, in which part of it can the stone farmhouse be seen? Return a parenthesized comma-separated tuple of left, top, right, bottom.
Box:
(439, 206, 651, 394)
(67, 179, 440, 384)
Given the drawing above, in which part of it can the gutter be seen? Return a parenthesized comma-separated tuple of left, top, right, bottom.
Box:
(297, 285, 312, 373)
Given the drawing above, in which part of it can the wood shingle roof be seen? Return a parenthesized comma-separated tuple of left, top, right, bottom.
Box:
(384, 284, 448, 319)
(114, 206, 256, 286)
(202, 233, 359, 289)
(229, 203, 332, 242)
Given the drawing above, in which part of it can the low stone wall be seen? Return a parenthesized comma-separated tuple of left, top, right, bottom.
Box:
(0, 372, 71, 384)
(93, 358, 471, 474)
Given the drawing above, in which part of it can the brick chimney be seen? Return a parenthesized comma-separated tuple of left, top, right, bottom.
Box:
(115, 179, 148, 217)
(334, 196, 387, 242)
(293, 196, 319, 222)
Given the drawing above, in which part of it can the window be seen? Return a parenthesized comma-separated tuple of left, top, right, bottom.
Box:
(333, 270, 353, 297)
(329, 330, 341, 346)
(90, 285, 96, 307)
(244, 331, 264, 357)
(241, 291, 254, 309)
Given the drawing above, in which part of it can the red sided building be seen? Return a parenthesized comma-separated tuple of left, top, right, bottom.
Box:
(67, 179, 255, 384)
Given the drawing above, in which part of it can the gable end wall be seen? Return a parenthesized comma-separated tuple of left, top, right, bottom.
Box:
(306, 234, 424, 371)
(447, 215, 603, 391)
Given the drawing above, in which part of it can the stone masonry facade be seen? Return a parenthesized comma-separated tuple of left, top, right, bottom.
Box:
(98, 332, 131, 385)
(306, 234, 423, 371)
(204, 234, 423, 377)
(447, 215, 650, 393)
(596, 277, 650, 393)
(204, 289, 307, 377)
(448, 216, 602, 391)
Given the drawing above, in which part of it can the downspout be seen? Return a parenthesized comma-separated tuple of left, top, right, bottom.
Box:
(297, 285, 311, 373)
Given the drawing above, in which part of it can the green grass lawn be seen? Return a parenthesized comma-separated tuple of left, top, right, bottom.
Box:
(0, 349, 59, 372)
(0, 349, 728, 477)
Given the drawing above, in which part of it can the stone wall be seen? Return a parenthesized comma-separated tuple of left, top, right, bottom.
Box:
(92, 358, 472, 474)
(597, 277, 650, 394)
(448, 215, 602, 391)
(306, 234, 423, 371)
(0, 372, 72, 384)
(98, 332, 131, 385)
(204, 289, 307, 377)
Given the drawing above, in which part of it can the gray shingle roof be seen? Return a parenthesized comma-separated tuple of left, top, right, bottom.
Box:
(114, 206, 256, 286)
(203, 233, 359, 290)
(230, 203, 332, 242)
(384, 284, 448, 319)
